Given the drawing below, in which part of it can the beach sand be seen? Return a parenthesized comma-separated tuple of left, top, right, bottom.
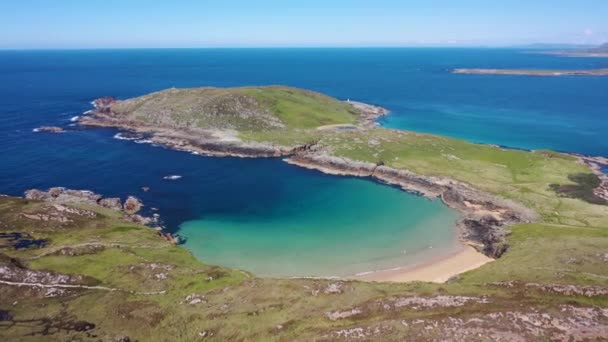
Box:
(355, 245, 493, 283)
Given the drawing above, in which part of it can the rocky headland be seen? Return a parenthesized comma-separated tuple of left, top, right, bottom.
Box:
(23, 187, 179, 244)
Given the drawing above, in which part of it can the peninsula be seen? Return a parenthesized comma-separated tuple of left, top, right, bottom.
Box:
(453, 68, 608, 76)
(2, 86, 608, 340)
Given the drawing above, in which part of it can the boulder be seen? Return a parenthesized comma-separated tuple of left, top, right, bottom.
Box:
(24, 189, 50, 201)
(124, 196, 142, 215)
(99, 197, 122, 210)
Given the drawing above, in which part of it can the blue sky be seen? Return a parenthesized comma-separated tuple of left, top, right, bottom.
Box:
(0, 0, 606, 48)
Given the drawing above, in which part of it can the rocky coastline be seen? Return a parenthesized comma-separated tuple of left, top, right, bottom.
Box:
(75, 95, 541, 261)
(23, 187, 180, 244)
(576, 155, 608, 201)
(284, 153, 537, 258)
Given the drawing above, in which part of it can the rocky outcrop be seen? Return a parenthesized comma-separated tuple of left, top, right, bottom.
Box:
(490, 281, 608, 297)
(93, 96, 117, 114)
(25, 187, 102, 204)
(33, 126, 65, 133)
(322, 305, 608, 341)
(123, 196, 142, 215)
(23, 187, 182, 244)
(285, 153, 536, 258)
(99, 197, 122, 210)
(346, 100, 390, 127)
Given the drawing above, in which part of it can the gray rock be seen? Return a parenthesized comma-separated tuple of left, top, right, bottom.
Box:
(123, 196, 142, 215)
(99, 197, 122, 210)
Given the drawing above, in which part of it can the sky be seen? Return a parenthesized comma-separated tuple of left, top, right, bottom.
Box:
(0, 0, 606, 49)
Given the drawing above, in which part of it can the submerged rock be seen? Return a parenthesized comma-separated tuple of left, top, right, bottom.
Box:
(33, 126, 65, 133)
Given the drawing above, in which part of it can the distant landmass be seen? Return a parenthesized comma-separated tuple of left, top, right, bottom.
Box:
(516, 43, 596, 50)
(453, 68, 608, 76)
(537, 42, 608, 57)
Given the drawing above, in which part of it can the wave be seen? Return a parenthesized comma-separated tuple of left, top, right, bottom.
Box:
(70, 116, 80, 122)
(113, 132, 143, 141)
(163, 175, 182, 180)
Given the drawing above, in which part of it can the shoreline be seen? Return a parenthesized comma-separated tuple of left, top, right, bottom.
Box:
(354, 245, 493, 283)
(74, 94, 539, 282)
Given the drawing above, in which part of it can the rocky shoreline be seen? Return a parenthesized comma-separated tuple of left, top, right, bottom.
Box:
(575, 155, 608, 201)
(75, 96, 542, 261)
(23, 187, 181, 244)
(284, 153, 537, 258)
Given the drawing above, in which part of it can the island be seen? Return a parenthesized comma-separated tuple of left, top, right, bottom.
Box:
(539, 42, 608, 58)
(2, 86, 608, 340)
(453, 68, 608, 76)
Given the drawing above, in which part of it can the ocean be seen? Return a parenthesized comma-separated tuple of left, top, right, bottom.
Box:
(1, 48, 606, 276)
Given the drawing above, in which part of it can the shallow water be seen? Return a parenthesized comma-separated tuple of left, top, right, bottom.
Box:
(180, 173, 458, 277)
(0, 48, 606, 276)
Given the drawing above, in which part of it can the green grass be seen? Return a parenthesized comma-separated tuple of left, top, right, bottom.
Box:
(111, 86, 359, 131)
(243, 86, 358, 128)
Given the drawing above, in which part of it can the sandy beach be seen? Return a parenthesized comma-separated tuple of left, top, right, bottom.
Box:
(355, 245, 493, 283)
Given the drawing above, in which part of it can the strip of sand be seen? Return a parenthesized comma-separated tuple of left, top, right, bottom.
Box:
(355, 245, 493, 283)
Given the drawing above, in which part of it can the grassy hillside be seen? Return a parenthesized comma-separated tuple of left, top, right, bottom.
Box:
(110, 86, 359, 131)
(1, 196, 608, 341)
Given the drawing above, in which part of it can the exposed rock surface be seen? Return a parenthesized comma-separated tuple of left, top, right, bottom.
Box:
(321, 306, 608, 341)
(99, 197, 122, 210)
(22, 188, 174, 240)
(123, 196, 142, 215)
(490, 281, 608, 297)
(325, 308, 362, 321)
(33, 126, 65, 133)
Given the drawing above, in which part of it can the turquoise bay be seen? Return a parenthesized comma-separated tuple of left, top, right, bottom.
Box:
(180, 171, 458, 277)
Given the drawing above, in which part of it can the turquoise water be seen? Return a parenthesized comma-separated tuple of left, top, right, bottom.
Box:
(180, 176, 458, 277)
(1, 48, 605, 277)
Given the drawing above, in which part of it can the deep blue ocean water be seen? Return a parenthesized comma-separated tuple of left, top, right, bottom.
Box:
(1, 48, 606, 276)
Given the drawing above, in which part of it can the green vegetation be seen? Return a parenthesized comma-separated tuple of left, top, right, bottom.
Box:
(550, 173, 607, 205)
(111, 86, 358, 131)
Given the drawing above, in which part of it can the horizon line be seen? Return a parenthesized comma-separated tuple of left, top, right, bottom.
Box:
(0, 44, 594, 51)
